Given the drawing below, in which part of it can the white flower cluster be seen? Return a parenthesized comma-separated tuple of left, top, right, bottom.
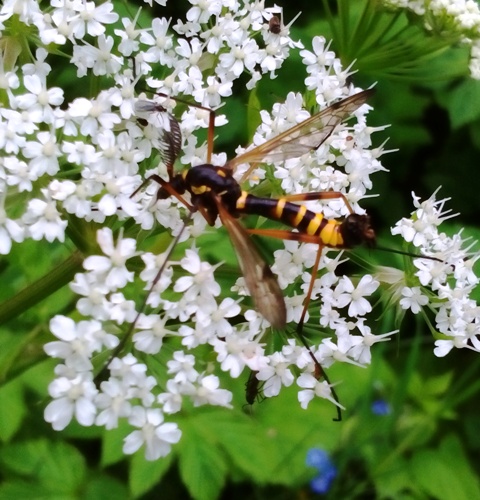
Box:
(1, 0, 475, 461)
(382, 0, 480, 78)
(391, 190, 480, 357)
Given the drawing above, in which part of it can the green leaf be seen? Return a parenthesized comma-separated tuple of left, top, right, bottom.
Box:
(129, 451, 173, 498)
(82, 474, 128, 500)
(100, 420, 130, 467)
(374, 455, 415, 499)
(441, 79, 480, 129)
(423, 371, 453, 396)
(469, 119, 480, 150)
(0, 379, 26, 441)
(0, 481, 71, 500)
(409, 434, 480, 499)
(200, 412, 274, 483)
(1, 439, 86, 493)
(178, 415, 228, 500)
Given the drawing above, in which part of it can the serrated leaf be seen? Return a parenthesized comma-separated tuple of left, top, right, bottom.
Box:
(0, 481, 71, 500)
(36, 441, 86, 492)
(100, 420, 130, 467)
(129, 451, 173, 497)
(204, 412, 275, 483)
(1, 439, 85, 493)
(409, 434, 480, 499)
(442, 79, 480, 129)
(178, 417, 228, 500)
(0, 379, 26, 441)
(84, 474, 128, 500)
(424, 371, 453, 396)
(374, 455, 414, 499)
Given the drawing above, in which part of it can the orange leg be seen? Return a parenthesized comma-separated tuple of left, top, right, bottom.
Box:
(246, 228, 326, 244)
(279, 190, 354, 214)
(246, 225, 342, 420)
(155, 92, 216, 164)
(131, 174, 194, 212)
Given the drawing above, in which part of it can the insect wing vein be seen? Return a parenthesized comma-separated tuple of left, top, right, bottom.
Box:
(215, 199, 286, 329)
(135, 99, 182, 172)
(226, 89, 373, 179)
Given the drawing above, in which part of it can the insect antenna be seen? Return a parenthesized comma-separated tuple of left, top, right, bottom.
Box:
(374, 245, 444, 263)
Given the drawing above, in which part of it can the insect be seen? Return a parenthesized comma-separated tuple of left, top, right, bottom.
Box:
(134, 89, 374, 327)
(266, 11, 302, 36)
(129, 89, 375, 418)
(245, 370, 263, 406)
(268, 15, 281, 34)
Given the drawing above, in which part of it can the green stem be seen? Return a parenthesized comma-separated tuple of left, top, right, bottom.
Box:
(0, 250, 84, 325)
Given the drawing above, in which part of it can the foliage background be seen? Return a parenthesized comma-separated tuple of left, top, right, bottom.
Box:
(1, 1, 480, 499)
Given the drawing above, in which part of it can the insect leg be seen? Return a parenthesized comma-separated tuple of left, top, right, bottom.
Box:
(279, 191, 355, 214)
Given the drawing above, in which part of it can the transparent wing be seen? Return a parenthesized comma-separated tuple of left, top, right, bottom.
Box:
(215, 198, 286, 329)
(135, 100, 182, 176)
(225, 89, 374, 181)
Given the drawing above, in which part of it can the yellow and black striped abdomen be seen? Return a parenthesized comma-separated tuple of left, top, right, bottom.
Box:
(236, 192, 345, 248)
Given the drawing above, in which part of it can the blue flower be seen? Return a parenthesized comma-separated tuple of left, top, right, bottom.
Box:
(371, 399, 391, 415)
(306, 448, 337, 494)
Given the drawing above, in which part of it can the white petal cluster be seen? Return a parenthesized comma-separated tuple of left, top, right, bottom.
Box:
(392, 190, 480, 357)
(1, 0, 476, 462)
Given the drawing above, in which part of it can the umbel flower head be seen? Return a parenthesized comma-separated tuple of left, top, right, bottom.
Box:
(1, 0, 479, 461)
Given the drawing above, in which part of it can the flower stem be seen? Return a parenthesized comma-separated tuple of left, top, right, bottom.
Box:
(0, 250, 84, 325)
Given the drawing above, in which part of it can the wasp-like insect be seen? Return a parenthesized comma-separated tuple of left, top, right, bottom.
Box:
(134, 89, 374, 329)
(127, 89, 375, 419)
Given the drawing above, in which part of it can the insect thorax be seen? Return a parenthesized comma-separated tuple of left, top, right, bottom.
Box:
(184, 164, 242, 212)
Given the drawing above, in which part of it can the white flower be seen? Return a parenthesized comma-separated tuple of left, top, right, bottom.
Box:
(187, 0, 222, 23)
(158, 379, 195, 414)
(218, 38, 260, 77)
(133, 314, 177, 354)
(15, 74, 63, 124)
(256, 352, 294, 397)
(400, 286, 429, 314)
(167, 351, 199, 384)
(196, 297, 241, 337)
(95, 378, 133, 429)
(22, 189, 67, 242)
(44, 373, 98, 431)
(300, 36, 336, 71)
(140, 17, 175, 67)
(211, 333, 258, 378)
(191, 374, 233, 408)
(174, 248, 221, 301)
(22, 131, 61, 177)
(108, 354, 149, 387)
(83, 228, 136, 290)
(68, 0, 118, 39)
(123, 407, 181, 460)
(0, 196, 24, 253)
(333, 275, 379, 317)
(45, 316, 99, 371)
(297, 373, 345, 410)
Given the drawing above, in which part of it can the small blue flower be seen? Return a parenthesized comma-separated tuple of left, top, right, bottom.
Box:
(306, 448, 337, 494)
(306, 448, 330, 469)
(371, 399, 391, 415)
